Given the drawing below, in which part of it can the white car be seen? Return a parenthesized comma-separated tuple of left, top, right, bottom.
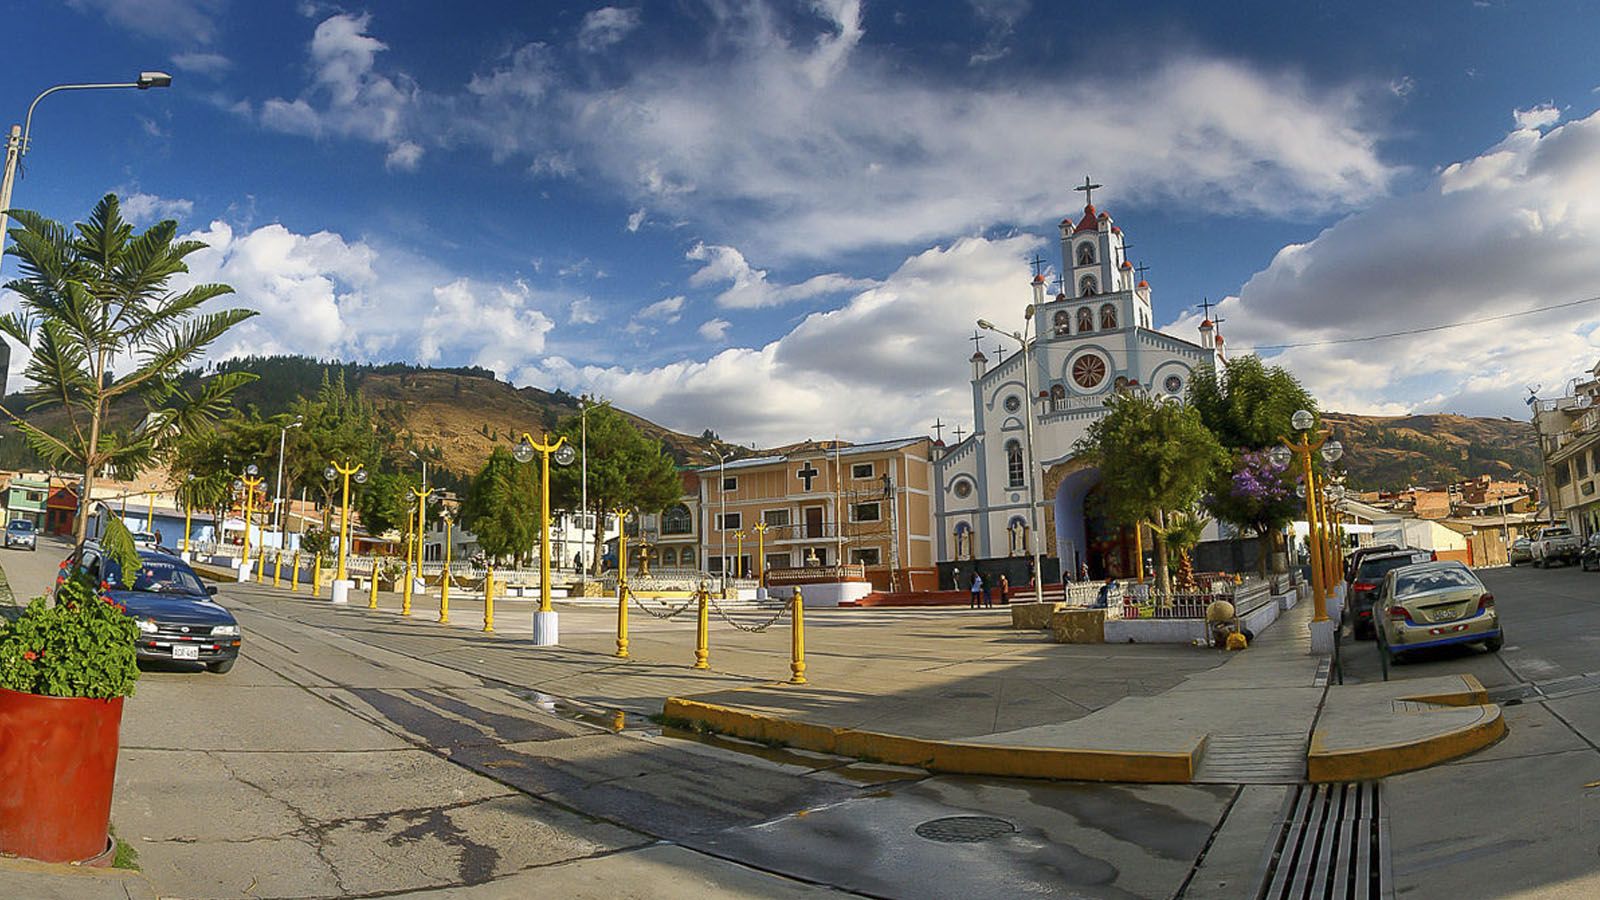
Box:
(5, 519, 37, 551)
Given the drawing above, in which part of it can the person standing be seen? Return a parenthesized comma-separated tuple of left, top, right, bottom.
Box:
(969, 572, 984, 609)
(983, 574, 994, 608)
(998, 573, 1010, 606)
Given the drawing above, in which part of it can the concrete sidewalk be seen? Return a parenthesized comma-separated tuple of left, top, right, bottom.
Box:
(220, 576, 1503, 787)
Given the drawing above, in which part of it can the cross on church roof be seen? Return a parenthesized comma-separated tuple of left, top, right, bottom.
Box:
(953, 425, 966, 442)
(931, 418, 945, 442)
(1196, 296, 1217, 320)
(969, 330, 984, 357)
(1029, 253, 1047, 277)
(1074, 176, 1103, 207)
(1051, 274, 1065, 294)
(1135, 262, 1151, 281)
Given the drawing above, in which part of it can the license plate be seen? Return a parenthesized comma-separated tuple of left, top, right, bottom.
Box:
(172, 644, 200, 661)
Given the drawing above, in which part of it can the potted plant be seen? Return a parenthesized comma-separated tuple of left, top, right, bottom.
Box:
(0, 568, 139, 864)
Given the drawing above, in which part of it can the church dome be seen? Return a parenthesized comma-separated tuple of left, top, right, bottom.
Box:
(1120, 260, 1133, 269)
(1073, 204, 1100, 233)
(1200, 318, 1214, 328)
(1137, 279, 1149, 289)
(1032, 273, 1045, 284)
(1110, 225, 1121, 234)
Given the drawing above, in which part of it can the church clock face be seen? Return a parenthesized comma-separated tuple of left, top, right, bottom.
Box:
(1071, 353, 1107, 390)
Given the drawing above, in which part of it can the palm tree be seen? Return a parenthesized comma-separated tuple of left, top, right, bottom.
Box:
(0, 194, 257, 546)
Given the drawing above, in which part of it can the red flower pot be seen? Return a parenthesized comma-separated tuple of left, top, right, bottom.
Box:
(0, 687, 124, 863)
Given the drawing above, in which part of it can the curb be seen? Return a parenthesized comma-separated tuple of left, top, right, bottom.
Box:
(1306, 675, 1506, 783)
(0, 853, 157, 899)
(662, 694, 1202, 783)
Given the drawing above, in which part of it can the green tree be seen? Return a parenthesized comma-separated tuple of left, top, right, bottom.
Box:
(354, 471, 415, 537)
(1187, 356, 1318, 452)
(0, 194, 256, 545)
(461, 446, 538, 564)
(1076, 392, 1224, 595)
(286, 370, 380, 527)
(547, 402, 684, 574)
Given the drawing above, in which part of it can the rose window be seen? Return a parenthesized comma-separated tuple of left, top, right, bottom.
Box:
(1072, 354, 1107, 389)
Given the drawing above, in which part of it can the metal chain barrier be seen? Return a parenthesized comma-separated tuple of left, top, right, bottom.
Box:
(708, 591, 791, 633)
(628, 586, 697, 620)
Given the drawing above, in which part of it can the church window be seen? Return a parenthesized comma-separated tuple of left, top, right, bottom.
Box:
(1003, 395, 1021, 413)
(1079, 275, 1098, 296)
(1053, 310, 1071, 335)
(1164, 374, 1184, 394)
(851, 502, 881, 522)
(1100, 303, 1118, 329)
(1050, 384, 1066, 405)
(1071, 353, 1107, 390)
(1077, 243, 1096, 266)
(662, 504, 693, 535)
(1114, 376, 1130, 392)
(680, 547, 695, 566)
(1005, 440, 1024, 488)
(953, 479, 973, 499)
(1077, 307, 1094, 332)
(661, 548, 677, 566)
(851, 547, 882, 566)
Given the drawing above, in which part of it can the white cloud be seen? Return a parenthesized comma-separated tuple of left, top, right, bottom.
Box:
(538, 233, 1042, 445)
(569, 297, 601, 325)
(261, 14, 420, 168)
(641, 295, 685, 323)
(967, 0, 1031, 65)
(1513, 103, 1561, 131)
(67, 0, 222, 44)
(418, 279, 556, 376)
(686, 242, 875, 308)
(697, 318, 731, 341)
(119, 191, 194, 224)
(1214, 107, 1600, 419)
(171, 51, 233, 76)
(626, 208, 646, 232)
(578, 7, 641, 52)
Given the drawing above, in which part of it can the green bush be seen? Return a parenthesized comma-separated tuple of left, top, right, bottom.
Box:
(0, 572, 139, 699)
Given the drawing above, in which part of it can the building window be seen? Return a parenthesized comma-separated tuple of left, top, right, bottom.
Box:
(762, 508, 790, 527)
(765, 552, 789, 572)
(952, 479, 973, 499)
(1050, 384, 1066, 404)
(852, 462, 874, 479)
(721, 476, 737, 491)
(1164, 374, 1183, 394)
(680, 547, 695, 566)
(1077, 242, 1095, 266)
(1557, 463, 1572, 487)
(851, 547, 882, 566)
(662, 504, 693, 535)
(1076, 307, 1094, 332)
(1005, 439, 1024, 488)
(716, 512, 742, 530)
(851, 502, 881, 522)
(1100, 303, 1118, 329)
(661, 547, 677, 566)
(1003, 395, 1021, 413)
(1072, 353, 1107, 389)
(1053, 310, 1071, 335)
(1580, 452, 1591, 479)
(1079, 275, 1098, 296)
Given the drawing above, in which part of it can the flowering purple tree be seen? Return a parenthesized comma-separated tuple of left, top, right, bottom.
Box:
(1204, 450, 1301, 574)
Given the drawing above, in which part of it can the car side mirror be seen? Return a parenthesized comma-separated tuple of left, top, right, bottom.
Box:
(206, 586, 218, 596)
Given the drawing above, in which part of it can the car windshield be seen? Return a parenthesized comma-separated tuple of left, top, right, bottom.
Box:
(8, 521, 32, 532)
(1545, 529, 1572, 537)
(1393, 566, 1478, 598)
(1358, 555, 1429, 582)
(129, 560, 207, 596)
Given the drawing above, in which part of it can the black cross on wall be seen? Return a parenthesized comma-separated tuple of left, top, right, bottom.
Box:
(797, 461, 821, 490)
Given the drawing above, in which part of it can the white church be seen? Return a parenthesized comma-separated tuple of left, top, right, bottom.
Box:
(934, 184, 1225, 583)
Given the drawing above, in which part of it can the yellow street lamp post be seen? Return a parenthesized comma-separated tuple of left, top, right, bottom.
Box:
(234, 465, 262, 582)
(514, 433, 576, 646)
(404, 485, 433, 617)
(324, 460, 367, 604)
(145, 489, 155, 533)
(180, 474, 195, 560)
(1276, 410, 1343, 654)
(752, 520, 770, 591)
(733, 530, 746, 578)
(615, 508, 632, 659)
(438, 512, 453, 624)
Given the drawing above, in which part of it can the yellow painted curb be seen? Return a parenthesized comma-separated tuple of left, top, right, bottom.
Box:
(1306, 703, 1506, 783)
(663, 695, 1202, 783)
(1399, 673, 1489, 707)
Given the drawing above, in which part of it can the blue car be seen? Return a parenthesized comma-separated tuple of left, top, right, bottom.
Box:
(74, 544, 242, 674)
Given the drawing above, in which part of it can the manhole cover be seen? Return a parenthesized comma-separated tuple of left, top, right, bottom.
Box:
(914, 816, 1016, 844)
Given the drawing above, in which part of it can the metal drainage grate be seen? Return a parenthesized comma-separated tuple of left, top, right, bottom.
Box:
(914, 816, 1017, 844)
(1259, 782, 1391, 899)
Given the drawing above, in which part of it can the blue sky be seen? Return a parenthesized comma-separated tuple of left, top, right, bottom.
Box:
(4, 1, 1600, 443)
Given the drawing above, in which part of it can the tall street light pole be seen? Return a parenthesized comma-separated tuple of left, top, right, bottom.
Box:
(234, 465, 262, 582)
(0, 72, 173, 259)
(978, 313, 1046, 606)
(712, 447, 730, 594)
(273, 416, 304, 547)
(580, 396, 589, 576)
(324, 459, 366, 603)
(515, 432, 576, 646)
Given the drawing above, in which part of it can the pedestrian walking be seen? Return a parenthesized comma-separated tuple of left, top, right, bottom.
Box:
(998, 573, 1010, 605)
(969, 572, 983, 608)
(983, 575, 994, 608)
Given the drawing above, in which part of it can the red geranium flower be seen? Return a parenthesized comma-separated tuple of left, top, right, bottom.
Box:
(22, 650, 37, 661)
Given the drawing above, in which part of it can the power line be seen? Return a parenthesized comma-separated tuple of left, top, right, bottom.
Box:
(1251, 293, 1600, 351)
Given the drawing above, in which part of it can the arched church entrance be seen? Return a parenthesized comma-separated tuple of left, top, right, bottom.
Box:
(1048, 460, 1135, 581)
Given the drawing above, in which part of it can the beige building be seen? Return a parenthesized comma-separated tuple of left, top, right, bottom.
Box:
(696, 438, 937, 591)
(1534, 360, 1600, 536)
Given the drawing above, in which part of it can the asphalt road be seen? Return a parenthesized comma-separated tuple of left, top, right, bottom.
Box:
(1348, 564, 1600, 899)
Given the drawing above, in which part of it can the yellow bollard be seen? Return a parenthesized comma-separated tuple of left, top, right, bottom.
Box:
(273, 551, 283, 588)
(368, 567, 379, 609)
(693, 588, 710, 670)
(615, 584, 630, 659)
(439, 567, 451, 624)
(483, 567, 495, 633)
(789, 587, 807, 685)
(256, 545, 266, 580)
(313, 553, 323, 597)
(291, 551, 300, 593)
